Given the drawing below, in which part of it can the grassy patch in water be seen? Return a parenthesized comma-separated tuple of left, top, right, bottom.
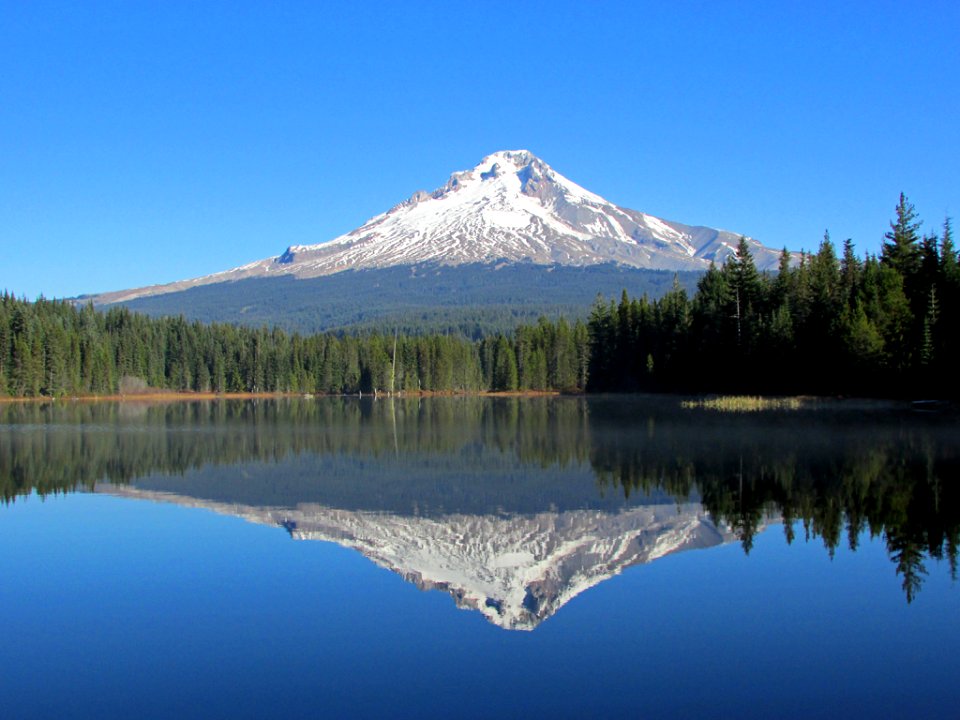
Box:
(681, 395, 809, 412)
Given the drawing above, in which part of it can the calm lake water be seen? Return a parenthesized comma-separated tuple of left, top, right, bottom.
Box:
(1, 396, 958, 718)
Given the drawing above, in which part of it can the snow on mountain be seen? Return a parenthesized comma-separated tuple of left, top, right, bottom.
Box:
(92, 150, 785, 305)
(98, 485, 736, 631)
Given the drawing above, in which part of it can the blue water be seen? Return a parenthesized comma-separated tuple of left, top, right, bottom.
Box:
(1, 492, 955, 719)
(0, 398, 958, 718)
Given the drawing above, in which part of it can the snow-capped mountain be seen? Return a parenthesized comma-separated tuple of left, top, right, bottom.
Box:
(98, 485, 736, 631)
(92, 150, 783, 305)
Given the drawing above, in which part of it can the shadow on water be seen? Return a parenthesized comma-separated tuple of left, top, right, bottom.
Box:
(2, 395, 958, 605)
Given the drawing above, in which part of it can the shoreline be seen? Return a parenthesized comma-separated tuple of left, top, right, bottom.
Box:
(0, 392, 942, 410)
(0, 389, 565, 404)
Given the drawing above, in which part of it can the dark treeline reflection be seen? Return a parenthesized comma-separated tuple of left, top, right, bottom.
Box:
(587, 398, 960, 602)
(2, 396, 957, 601)
(0, 397, 594, 503)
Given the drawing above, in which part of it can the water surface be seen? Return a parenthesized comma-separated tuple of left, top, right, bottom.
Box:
(1, 397, 957, 717)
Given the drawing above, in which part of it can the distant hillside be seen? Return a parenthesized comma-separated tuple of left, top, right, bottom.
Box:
(108, 262, 702, 335)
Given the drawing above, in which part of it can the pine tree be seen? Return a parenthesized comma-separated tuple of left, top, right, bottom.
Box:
(772, 247, 795, 308)
(806, 235, 843, 388)
(839, 238, 862, 309)
(492, 335, 518, 391)
(573, 320, 590, 392)
(920, 286, 938, 368)
(721, 237, 764, 362)
(877, 265, 914, 375)
(690, 262, 733, 386)
(655, 275, 691, 387)
(937, 218, 960, 396)
(882, 193, 922, 279)
(940, 218, 958, 278)
(586, 295, 615, 391)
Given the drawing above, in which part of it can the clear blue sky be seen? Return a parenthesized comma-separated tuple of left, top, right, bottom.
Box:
(2, 1, 958, 299)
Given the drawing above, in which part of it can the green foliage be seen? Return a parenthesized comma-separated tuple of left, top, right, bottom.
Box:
(0, 294, 592, 397)
(3, 194, 955, 400)
(882, 193, 922, 278)
(491, 335, 519, 391)
(114, 262, 701, 337)
(586, 195, 960, 399)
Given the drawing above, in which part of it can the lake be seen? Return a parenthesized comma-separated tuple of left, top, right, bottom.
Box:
(1, 396, 957, 718)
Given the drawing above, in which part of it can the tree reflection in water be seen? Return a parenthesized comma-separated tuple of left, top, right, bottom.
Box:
(2, 396, 957, 603)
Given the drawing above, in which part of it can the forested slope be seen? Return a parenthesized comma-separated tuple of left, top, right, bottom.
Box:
(3, 196, 955, 399)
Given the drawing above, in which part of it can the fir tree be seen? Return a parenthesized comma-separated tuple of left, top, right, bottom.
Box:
(840, 238, 862, 309)
(882, 193, 922, 279)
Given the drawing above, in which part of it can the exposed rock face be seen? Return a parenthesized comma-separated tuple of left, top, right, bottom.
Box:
(88, 150, 788, 305)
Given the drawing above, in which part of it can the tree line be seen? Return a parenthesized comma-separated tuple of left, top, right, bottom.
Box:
(0, 293, 591, 396)
(1, 194, 956, 399)
(588, 194, 959, 397)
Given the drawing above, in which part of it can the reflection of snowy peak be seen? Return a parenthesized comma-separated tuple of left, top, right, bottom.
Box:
(286, 504, 732, 630)
(93, 150, 785, 304)
(100, 486, 733, 630)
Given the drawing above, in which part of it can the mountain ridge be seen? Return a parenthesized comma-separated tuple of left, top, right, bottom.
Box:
(89, 150, 786, 307)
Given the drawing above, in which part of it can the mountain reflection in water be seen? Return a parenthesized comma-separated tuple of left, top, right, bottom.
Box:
(2, 396, 957, 617)
(100, 483, 732, 630)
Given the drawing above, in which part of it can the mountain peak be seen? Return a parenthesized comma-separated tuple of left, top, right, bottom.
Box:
(89, 150, 790, 305)
(477, 149, 537, 169)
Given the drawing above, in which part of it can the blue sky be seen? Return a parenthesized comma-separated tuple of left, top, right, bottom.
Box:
(2, 1, 958, 299)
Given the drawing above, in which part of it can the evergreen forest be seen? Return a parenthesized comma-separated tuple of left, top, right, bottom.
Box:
(588, 194, 959, 398)
(1, 195, 957, 399)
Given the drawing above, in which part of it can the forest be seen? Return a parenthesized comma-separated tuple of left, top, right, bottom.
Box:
(116, 261, 699, 336)
(0, 294, 589, 396)
(589, 194, 959, 398)
(0, 194, 956, 399)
